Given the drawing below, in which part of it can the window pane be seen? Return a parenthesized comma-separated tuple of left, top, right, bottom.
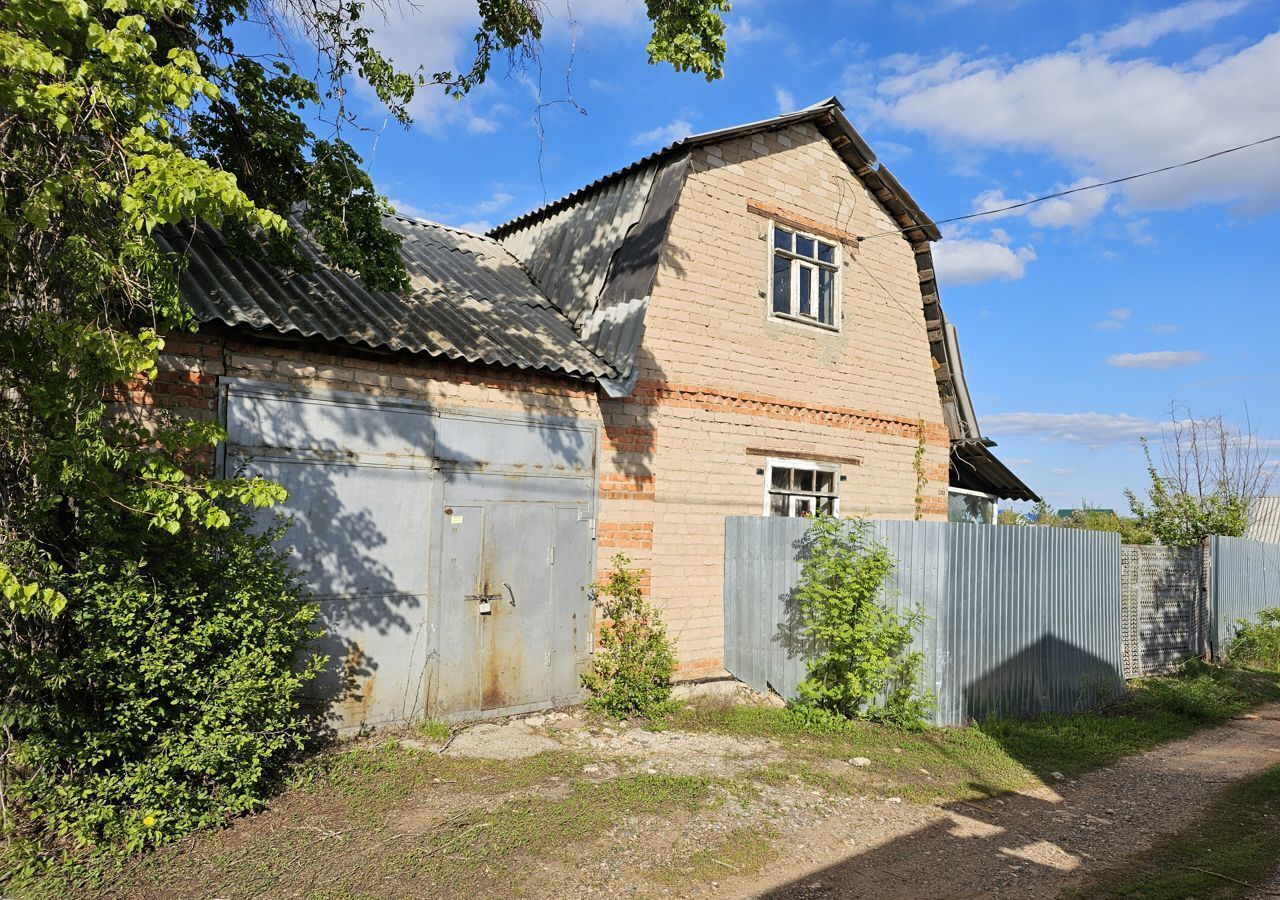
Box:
(795, 234, 815, 258)
(815, 471, 834, 494)
(817, 242, 836, 264)
(793, 496, 816, 517)
(795, 469, 814, 492)
(771, 467, 790, 489)
(797, 265, 812, 317)
(816, 496, 834, 515)
(772, 254, 791, 314)
(770, 494, 788, 517)
(818, 268, 835, 325)
(773, 227, 793, 251)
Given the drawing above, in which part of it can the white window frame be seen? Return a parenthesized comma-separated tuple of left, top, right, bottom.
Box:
(947, 486, 998, 525)
(769, 222, 841, 331)
(763, 457, 841, 518)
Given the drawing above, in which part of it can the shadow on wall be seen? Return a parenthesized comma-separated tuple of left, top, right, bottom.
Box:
(962, 633, 1125, 723)
(226, 336, 661, 734)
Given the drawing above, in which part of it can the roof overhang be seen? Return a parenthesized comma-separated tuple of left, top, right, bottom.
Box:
(951, 439, 1040, 502)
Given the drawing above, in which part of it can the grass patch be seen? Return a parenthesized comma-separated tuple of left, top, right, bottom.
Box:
(675, 663, 1280, 802)
(413, 773, 716, 880)
(417, 719, 452, 742)
(653, 825, 777, 886)
(1064, 764, 1280, 899)
(980, 663, 1280, 779)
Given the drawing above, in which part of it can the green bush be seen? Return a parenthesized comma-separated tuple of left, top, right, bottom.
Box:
(789, 515, 932, 730)
(2, 515, 320, 866)
(581, 555, 677, 719)
(1230, 608, 1280, 670)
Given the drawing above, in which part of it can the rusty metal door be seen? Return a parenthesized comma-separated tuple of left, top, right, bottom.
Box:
(435, 469, 594, 717)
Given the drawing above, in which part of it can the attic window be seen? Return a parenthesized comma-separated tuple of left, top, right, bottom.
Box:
(771, 225, 839, 328)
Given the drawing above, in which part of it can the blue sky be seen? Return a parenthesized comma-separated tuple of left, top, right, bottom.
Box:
(319, 0, 1280, 511)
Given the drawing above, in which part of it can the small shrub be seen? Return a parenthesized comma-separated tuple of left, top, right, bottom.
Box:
(581, 555, 677, 719)
(2, 515, 320, 866)
(789, 515, 932, 730)
(1230, 607, 1280, 670)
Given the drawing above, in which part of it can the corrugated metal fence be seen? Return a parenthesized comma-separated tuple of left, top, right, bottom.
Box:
(1211, 536, 1280, 654)
(724, 518, 1126, 726)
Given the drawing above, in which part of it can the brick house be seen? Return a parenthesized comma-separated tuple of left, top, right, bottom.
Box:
(150, 98, 1036, 728)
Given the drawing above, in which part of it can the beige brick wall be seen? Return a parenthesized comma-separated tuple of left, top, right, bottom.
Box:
(596, 121, 950, 674)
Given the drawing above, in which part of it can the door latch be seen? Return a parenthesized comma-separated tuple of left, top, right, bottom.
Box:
(466, 592, 502, 615)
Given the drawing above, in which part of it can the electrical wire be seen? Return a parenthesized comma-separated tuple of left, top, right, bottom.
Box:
(857, 131, 1280, 241)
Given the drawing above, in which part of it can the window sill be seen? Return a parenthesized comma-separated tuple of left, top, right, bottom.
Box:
(769, 312, 841, 333)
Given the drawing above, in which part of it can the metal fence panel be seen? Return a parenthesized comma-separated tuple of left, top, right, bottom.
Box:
(723, 518, 1125, 726)
(1120, 545, 1203, 678)
(1211, 536, 1280, 655)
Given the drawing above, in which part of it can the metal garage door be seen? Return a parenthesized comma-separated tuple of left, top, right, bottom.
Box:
(222, 379, 597, 730)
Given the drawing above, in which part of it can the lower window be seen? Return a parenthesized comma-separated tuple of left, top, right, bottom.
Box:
(765, 459, 839, 517)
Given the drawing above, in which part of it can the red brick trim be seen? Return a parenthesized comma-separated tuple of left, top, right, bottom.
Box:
(599, 474, 656, 500)
(630, 380, 949, 444)
(746, 199, 860, 247)
(597, 522, 654, 550)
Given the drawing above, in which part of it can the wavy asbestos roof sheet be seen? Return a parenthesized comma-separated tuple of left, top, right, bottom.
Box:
(161, 216, 615, 380)
(1247, 497, 1280, 544)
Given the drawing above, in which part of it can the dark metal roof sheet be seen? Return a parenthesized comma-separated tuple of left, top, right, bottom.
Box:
(162, 216, 615, 380)
(951, 439, 1040, 502)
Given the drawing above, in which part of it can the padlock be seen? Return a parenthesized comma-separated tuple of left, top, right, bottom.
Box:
(478, 599, 492, 615)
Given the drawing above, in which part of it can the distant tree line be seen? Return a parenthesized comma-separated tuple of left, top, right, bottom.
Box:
(1000, 405, 1273, 548)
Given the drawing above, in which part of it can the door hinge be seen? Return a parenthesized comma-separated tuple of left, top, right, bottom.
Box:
(547, 544, 556, 565)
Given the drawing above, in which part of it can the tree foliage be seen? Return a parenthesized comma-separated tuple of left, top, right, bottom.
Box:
(581, 555, 677, 720)
(0, 0, 733, 861)
(789, 515, 931, 730)
(1126, 406, 1272, 547)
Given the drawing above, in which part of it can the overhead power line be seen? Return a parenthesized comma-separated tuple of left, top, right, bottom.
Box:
(858, 131, 1280, 241)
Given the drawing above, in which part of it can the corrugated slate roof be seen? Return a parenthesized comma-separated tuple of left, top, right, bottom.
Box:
(1247, 496, 1280, 544)
(162, 216, 615, 380)
(951, 440, 1040, 502)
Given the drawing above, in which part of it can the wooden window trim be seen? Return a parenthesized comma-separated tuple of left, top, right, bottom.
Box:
(748, 199, 860, 248)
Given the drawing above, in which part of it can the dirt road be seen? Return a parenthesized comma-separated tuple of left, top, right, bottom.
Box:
(722, 703, 1280, 899)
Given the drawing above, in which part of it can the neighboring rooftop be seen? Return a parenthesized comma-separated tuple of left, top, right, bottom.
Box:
(1246, 496, 1280, 544)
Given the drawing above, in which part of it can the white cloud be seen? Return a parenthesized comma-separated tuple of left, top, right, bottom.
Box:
(870, 30, 1280, 215)
(1106, 350, 1207, 369)
(774, 85, 796, 114)
(983, 411, 1158, 447)
(1078, 0, 1250, 52)
(1049, 467, 1077, 476)
(387, 196, 430, 220)
(727, 17, 787, 44)
(631, 118, 693, 147)
(1151, 323, 1180, 334)
(933, 237, 1036, 285)
(1094, 307, 1133, 329)
(588, 78, 623, 94)
(973, 177, 1111, 228)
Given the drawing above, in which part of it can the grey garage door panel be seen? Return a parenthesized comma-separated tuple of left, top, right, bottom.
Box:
(236, 457, 434, 599)
(434, 411, 595, 475)
(222, 380, 599, 728)
(225, 380, 435, 462)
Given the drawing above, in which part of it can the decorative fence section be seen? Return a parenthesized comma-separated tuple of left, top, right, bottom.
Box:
(723, 518, 1125, 727)
(1120, 545, 1207, 678)
(1211, 536, 1280, 655)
